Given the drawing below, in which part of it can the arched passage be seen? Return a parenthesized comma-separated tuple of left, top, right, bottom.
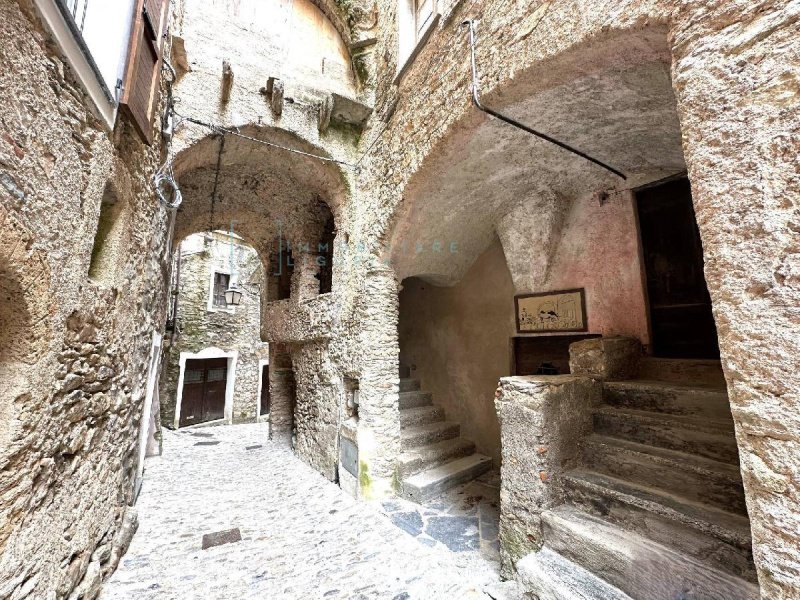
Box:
(163, 124, 348, 468)
(386, 25, 759, 597)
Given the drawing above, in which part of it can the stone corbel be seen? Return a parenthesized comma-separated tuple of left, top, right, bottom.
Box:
(260, 77, 284, 117)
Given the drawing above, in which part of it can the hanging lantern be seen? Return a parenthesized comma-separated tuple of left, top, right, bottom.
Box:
(225, 284, 243, 306)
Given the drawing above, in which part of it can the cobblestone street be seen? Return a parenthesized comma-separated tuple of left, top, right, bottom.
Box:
(101, 424, 507, 600)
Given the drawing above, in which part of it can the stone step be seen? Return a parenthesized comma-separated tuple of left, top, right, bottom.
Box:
(593, 406, 739, 464)
(400, 453, 493, 502)
(399, 378, 420, 392)
(401, 421, 460, 449)
(399, 405, 445, 428)
(603, 380, 731, 419)
(398, 390, 433, 409)
(398, 437, 476, 477)
(582, 434, 746, 514)
(541, 505, 759, 600)
(563, 470, 755, 581)
(516, 547, 632, 600)
(638, 357, 726, 387)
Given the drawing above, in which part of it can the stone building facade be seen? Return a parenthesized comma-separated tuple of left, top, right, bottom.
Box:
(1, 0, 798, 598)
(159, 232, 268, 429)
(0, 0, 172, 597)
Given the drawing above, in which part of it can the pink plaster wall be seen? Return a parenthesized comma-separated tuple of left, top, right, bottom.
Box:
(398, 192, 649, 465)
(545, 191, 650, 345)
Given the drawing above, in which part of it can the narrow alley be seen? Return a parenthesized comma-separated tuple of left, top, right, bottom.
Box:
(100, 424, 505, 600)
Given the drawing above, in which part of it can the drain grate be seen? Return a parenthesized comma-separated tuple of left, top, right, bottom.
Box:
(194, 441, 220, 446)
(201, 528, 242, 549)
(245, 444, 262, 450)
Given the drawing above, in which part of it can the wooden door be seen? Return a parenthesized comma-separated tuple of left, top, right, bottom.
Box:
(636, 178, 720, 359)
(260, 364, 270, 415)
(179, 358, 228, 427)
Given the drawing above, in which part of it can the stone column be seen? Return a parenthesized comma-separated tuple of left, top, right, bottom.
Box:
(267, 343, 295, 445)
(495, 375, 600, 577)
(291, 247, 320, 302)
(355, 263, 401, 500)
(291, 340, 340, 481)
(671, 4, 800, 596)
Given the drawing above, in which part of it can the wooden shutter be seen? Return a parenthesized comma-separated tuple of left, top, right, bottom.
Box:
(120, 0, 168, 144)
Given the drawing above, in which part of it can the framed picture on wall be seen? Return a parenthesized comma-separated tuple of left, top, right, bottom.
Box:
(514, 288, 588, 334)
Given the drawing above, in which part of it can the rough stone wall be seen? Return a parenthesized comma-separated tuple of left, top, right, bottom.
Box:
(668, 4, 800, 595)
(354, 0, 799, 593)
(0, 1, 171, 597)
(494, 376, 600, 576)
(160, 233, 268, 427)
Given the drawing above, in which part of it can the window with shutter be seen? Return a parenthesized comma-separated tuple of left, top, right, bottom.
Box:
(120, 0, 168, 144)
(396, 0, 439, 81)
(212, 272, 231, 308)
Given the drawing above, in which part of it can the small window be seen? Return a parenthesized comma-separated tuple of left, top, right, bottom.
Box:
(212, 272, 230, 308)
(184, 369, 203, 384)
(88, 183, 125, 287)
(397, 0, 439, 79)
(206, 367, 227, 382)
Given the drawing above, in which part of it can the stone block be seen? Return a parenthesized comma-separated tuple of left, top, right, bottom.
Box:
(568, 336, 641, 381)
(495, 375, 600, 576)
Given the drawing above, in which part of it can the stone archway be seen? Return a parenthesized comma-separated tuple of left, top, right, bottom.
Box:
(163, 124, 351, 479)
(378, 16, 797, 595)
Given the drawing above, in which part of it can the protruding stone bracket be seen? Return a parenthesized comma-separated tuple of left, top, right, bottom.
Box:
(220, 60, 234, 103)
(318, 92, 373, 134)
(260, 77, 284, 116)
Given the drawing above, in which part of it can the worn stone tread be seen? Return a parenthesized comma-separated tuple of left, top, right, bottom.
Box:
(399, 378, 421, 392)
(564, 470, 752, 549)
(401, 420, 461, 449)
(399, 437, 476, 476)
(593, 405, 739, 463)
(637, 357, 726, 387)
(542, 505, 759, 599)
(517, 547, 633, 600)
(582, 434, 746, 513)
(399, 390, 433, 409)
(401, 454, 493, 502)
(603, 379, 731, 418)
(399, 405, 445, 428)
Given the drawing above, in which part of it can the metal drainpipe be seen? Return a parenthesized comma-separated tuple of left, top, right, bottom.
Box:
(171, 249, 181, 344)
(461, 19, 627, 181)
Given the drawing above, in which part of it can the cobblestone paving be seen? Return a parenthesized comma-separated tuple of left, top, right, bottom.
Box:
(101, 423, 504, 600)
(380, 472, 501, 564)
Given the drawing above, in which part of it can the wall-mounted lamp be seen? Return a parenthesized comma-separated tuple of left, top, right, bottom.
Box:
(225, 284, 243, 306)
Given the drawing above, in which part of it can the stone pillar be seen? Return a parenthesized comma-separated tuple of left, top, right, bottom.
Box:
(291, 340, 340, 481)
(355, 263, 401, 500)
(268, 343, 294, 445)
(671, 4, 800, 595)
(291, 248, 320, 302)
(495, 375, 601, 577)
(568, 336, 641, 381)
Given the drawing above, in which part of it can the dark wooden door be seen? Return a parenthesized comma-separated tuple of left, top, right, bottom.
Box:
(180, 358, 228, 427)
(260, 364, 270, 415)
(636, 178, 720, 359)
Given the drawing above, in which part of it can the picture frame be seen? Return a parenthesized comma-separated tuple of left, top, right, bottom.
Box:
(514, 288, 588, 334)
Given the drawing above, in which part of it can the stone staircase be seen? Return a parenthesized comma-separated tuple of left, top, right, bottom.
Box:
(397, 367, 492, 502)
(520, 358, 759, 600)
